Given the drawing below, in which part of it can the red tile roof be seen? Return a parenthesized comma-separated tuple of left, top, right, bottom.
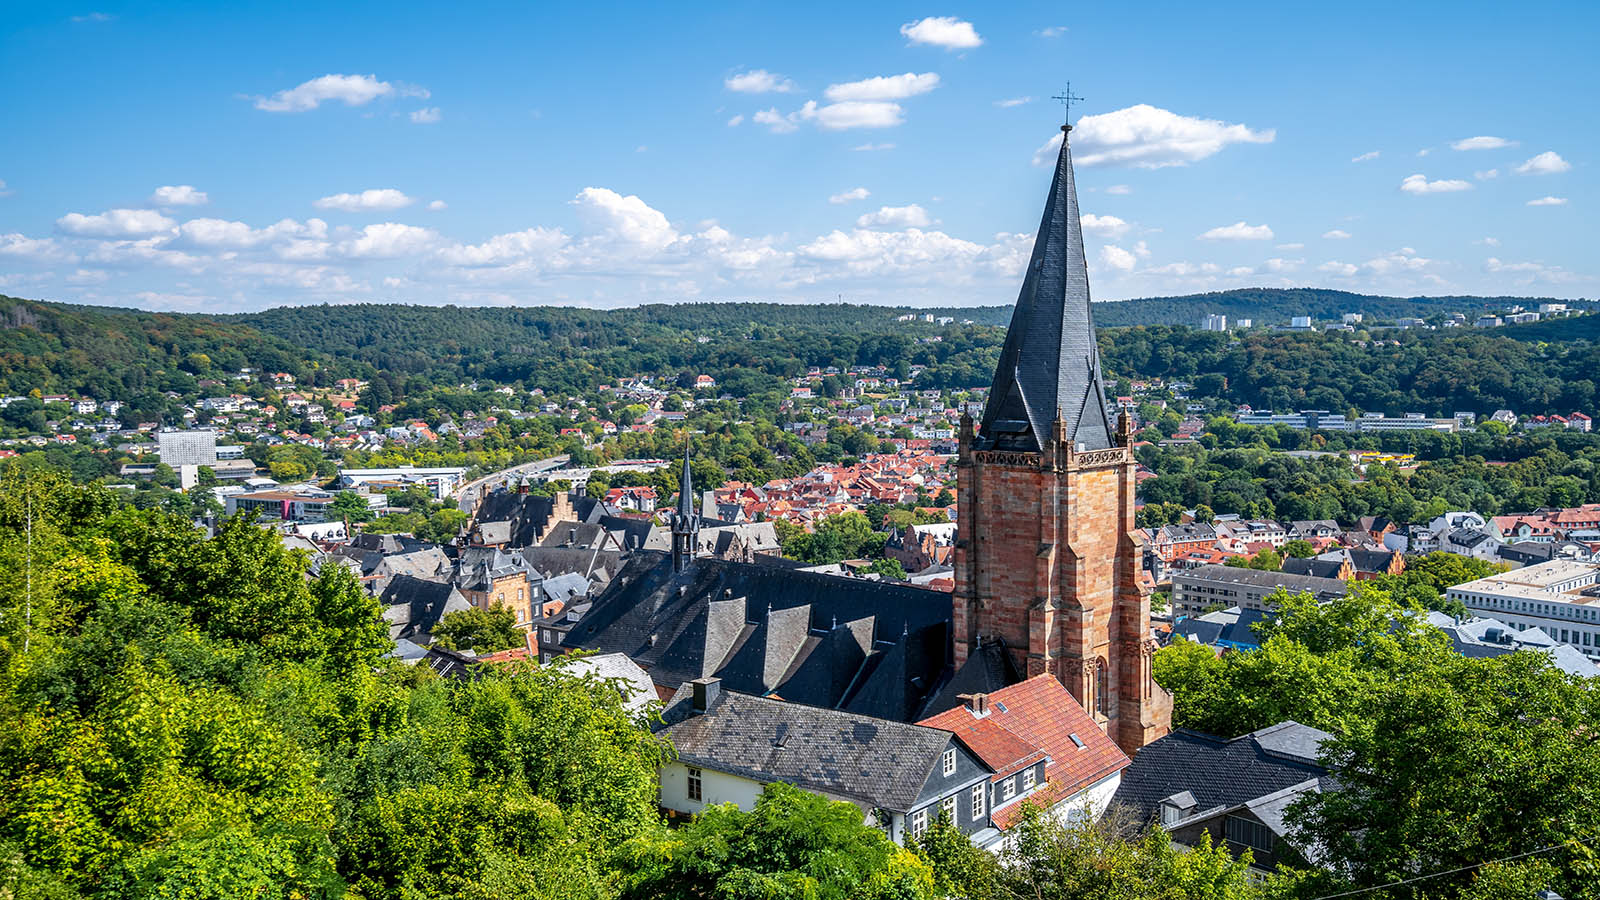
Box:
(919, 675, 1130, 831)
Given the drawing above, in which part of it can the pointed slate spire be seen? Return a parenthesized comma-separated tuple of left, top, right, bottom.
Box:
(977, 118, 1114, 453)
(676, 435, 696, 520)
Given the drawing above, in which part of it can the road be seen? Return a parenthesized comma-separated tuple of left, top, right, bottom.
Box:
(455, 453, 569, 515)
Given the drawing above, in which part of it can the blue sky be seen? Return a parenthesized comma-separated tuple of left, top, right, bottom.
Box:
(1, 0, 1594, 311)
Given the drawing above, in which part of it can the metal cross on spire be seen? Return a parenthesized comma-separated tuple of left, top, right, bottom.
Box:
(1051, 82, 1084, 131)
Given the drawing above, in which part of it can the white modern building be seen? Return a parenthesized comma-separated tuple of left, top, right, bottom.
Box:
(338, 466, 469, 499)
(1445, 561, 1600, 658)
(156, 428, 218, 466)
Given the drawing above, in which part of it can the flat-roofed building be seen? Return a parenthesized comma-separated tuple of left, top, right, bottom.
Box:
(1171, 565, 1347, 617)
(1445, 560, 1600, 658)
(156, 428, 218, 466)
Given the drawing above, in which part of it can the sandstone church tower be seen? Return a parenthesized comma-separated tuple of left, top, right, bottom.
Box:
(952, 114, 1171, 754)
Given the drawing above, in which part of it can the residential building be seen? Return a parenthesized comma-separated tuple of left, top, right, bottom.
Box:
(1170, 565, 1347, 616)
(339, 466, 468, 499)
(1112, 721, 1333, 874)
(1201, 314, 1228, 331)
(657, 679, 992, 847)
(380, 574, 471, 645)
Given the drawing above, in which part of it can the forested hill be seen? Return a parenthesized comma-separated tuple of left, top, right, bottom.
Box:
(3, 291, 1599, 419)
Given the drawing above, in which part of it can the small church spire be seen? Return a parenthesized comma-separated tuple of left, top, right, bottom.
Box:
(671, 434, 700, 573)
(977, 90, 1115, 454)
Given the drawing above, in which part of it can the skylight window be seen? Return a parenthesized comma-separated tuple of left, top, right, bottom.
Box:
(1069, 733, 1086, 749)
(994, 700, 1008, 713)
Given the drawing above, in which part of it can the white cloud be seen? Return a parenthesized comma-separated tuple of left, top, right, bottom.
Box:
(1319, 260, 1358, 277)
(825, 73, 940, 102)
(150, 185, 209, 206)
(1527, 196, 1569, 206)
(794, 100, 904, 130)
(851, 143, 895, 152)
(798, 228, 985, 277)
(253, 73, 408, 113)
(1262, 257, 1302, 273)
(1417, 148, 1432, 157)
(1080, 214, 1131, 238)
(1399, 174, 1472, 194)
(409, 107, 442, 124)
(427, 200, 447, 211)
(994, 97, 1032, 108)
(1351, 150, 1381, 163)
(1034, 104, 1275, 168)
(314, 189, 415, 212)
(1037, 26, 1066, 37)
(1199, 221, 1273, 241)
(56, 208, 176, 237)
(1485, 256, 1580, 284)
(1322, 229, 1351, 239)
(1104, 184, 1131, 195)
(0, 233, 76, 262)
(726, 114, 744, 127)
(1476, 237, 1500, 246)
(0, 179, 10, 197)
(1100, 245, 1137, 271)
(174, 217, 308, 249)
(1144, 262, 1221, 277)
(572, 187, 678, 250)
(1515, 151, 1571, 175)
(857, 205, 932, 228)
(1276, 242, 1305, 250)
(337, 223, 439, 259)
(900, 16, 982, 49)
(753, 108, 797, 134)
(1452, 136, 1516, 151)
(438, 227, 569, 266)
(1133, 240, 1151, 258)
(1475, 169, 1499, 180)
(71, 12, 113, 22)
(829, 187, 871, 205)
(725, 70, 796, 93)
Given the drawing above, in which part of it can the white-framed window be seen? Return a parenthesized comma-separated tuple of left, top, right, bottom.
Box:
(971, 783, 987, 819)
(1022, 766, 1037, 791)
(1002, 777, 1017, 801)
(941, 795, 957, 823)
(942, 748, 956, 776)
(686, 767, 702, 802)
(911, 808, 929, 838)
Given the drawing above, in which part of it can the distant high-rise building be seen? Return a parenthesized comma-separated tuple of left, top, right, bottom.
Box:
(1235, 318, 1253, 328)
(1290, 315, 1313, 329)
(156, 428, 218, 467)
(1201, 314, 1228, 331)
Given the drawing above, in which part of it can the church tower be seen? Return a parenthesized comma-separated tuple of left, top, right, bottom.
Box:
(952, 112, 1171, 754)
(671, 440, 700, 573)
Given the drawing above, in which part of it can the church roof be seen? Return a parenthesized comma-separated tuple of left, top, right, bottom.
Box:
(561, 551, 952, 721)
(978, 122, 1114, 453)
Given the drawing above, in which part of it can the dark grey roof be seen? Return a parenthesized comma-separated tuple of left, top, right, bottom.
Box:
(455, 546, 532, 592)
(1112, 721, 1332, 827)
(380, 574, 470, 643)
(660, 688, 957, 812)
(1282, 557, 1345, 579)
(917, 638, 1021, 719)
(563, 551, 952, 722)
(519, 545, 624, 581)
(1173, 607, 1273, 648)
(475, 492, 606, 548)
(676, 444, 696, 519)
(1174, 564, 1348, 598)
(976, 124, 1113, 454)
(1347, 548, 1396, 574)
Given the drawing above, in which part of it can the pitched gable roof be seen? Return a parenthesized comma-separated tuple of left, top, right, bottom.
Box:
(920, 675, 1130, 830)
(1112, 721, 1331, 827)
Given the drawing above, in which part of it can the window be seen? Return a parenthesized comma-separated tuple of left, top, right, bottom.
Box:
(1022, 766, 1037, 791)
(517, 588, 525, 601)
(1224, 815, 1275, 852)
(941, 795, 957, 823)
(942, 748, 956, 776)
(686, 767, 702, 802)
(971, 783, 986, 819)
(911, 808, 929, 838)
(1001, 777, 1017, 801)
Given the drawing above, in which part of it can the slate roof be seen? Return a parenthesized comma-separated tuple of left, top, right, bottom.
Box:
(455, 546, 532, 592)
(920, 675, 1130, 831)
(380, 574, 471, 643)
(475, 492, 606, 548)
(1282, 557, 1346, 579)
(1347, 547, 1398, 574)
(1172, 606, 1274, 648)
(918, 638, 1021, 719)
(563, 551, 953, 722)
(660, 688, 956, 813)
(977, 122, 1114, 454)
(1112, 721, 1332, 827)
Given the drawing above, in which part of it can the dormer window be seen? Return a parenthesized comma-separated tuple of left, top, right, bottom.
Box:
(1022, 766, 1037, 791)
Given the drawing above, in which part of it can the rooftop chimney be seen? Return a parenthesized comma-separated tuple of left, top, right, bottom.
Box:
(691, 676, 721, 713)
(959, 692, 989, 717)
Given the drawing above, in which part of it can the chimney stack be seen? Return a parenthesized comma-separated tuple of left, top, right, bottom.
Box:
(691, 676, 721, 713)
(959, 692, 989, 717)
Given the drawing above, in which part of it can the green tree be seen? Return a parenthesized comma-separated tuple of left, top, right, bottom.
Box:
(328, 490, 373, 524)
(1281, 539, 1315, 558)
(433, 604, 522, 653)
(613, 782, 935, 900)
